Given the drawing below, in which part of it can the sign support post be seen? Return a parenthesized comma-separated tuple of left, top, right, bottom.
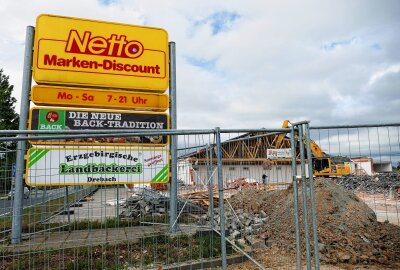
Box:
(168, 42, 178, 233)
(12, 26, 34, 244)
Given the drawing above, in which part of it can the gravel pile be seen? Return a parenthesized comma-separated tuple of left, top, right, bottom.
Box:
(334, 172, 400, 195)
(120, 188, 206, 218)
(198, 208, 268, 248)
(227, 179, 400, 266)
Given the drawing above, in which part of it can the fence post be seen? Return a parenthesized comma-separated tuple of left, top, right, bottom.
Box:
(169, 41, 178, 233)
(215, 127, 227, 269)
(298, 124, 312, 270)
(290, 126, 302, 269)
(11, 26, 34, 244)
(305, 123, 320, 270)
(65, 186, 71, 232)
(206, 144, 214, 228)
(41, 187, 46, 224)
(116, 185, 120, 221)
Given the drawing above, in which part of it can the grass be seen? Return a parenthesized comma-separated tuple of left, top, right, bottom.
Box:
(1, 232, 235, 269)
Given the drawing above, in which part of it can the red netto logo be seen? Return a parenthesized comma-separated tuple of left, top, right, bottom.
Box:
(65, 30, 144, 59)
(45, 111, 59, 123)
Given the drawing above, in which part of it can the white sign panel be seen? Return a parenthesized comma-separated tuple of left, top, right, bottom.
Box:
(267, 148, 292, 159)
(26, 147, 169, 186)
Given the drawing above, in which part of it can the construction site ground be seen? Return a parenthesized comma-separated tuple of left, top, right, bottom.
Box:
(224, 178, 400, 269)
(3, 175, 399, 269)
(355, 192, 399, 225)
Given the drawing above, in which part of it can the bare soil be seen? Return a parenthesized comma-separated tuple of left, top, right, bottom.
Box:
(228, 178, 400, 269)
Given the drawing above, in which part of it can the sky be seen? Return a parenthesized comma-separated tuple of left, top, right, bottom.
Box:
(0, 0, 399, 130)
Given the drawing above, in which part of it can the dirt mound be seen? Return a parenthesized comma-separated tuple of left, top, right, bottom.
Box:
(229, 178, 400, 266)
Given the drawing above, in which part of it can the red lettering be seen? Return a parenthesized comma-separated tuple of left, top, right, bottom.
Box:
(65, 30, 144, 59)
(44, 54, 57, 65)
(57, 92, 73, 100)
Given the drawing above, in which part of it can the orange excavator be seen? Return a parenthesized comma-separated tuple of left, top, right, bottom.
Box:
(282, 120, 351, 177)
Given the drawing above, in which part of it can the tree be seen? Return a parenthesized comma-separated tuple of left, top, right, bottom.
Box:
(0, 69, 19, 149)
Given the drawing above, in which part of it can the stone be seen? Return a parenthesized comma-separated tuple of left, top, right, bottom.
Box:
(265, 239, 273, 248)
(245, 219, 252, 226)
(377, 255, 388, 264)
(245, 236, 266, 249)
(372, 249, 380, 256)
(236, 238, 246, 247)
(261, 217, 268, 223)
(244, 226, 252, 235)
(253, 218, 263, 224)
(236, 209, 244, 215)
(259, 210, 267, 218)
(231, 230, 241, 239)
(231, 222, 237, 231)
(338, 252, 351, 263)
(197, 218, 207, 226)
(214, 215, 220, 225)
(318, 243, 326, 253)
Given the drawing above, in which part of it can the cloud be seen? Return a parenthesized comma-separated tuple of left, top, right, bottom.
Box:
(368, 64, 400, 85)
(0, 0, 399, 134)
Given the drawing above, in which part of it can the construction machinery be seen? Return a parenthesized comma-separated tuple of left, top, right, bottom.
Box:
(308, 140, 351, 177)
(283, 120, 352, 177)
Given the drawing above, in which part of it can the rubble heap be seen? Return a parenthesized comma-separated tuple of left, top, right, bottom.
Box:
(198, 207, 269, 248)
(120, 188, 206, 218)
(227, 179, 400, 266)
(334, 172, 400, 195)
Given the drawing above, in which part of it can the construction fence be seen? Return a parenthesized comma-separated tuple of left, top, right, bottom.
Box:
(0, 122, 399, 269)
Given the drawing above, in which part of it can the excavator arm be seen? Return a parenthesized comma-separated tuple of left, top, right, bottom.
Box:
(275, 120, 289, 148)
(284, 120, 351, 177)
(309, 140, 325, 158)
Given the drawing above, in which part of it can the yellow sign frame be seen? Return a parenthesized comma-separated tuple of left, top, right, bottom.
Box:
(31, 85, 169, 111)
(33, 14, 169, 92)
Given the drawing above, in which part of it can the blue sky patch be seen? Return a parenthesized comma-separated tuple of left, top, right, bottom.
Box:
(194, 11, 240, 35)
(322, 37, 357, 51)
(370, 43, 382, 50)
(185, 56, 216, 70)
(98, 0, 117, 6)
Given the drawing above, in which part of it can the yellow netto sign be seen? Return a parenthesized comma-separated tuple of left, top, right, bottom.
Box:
(33, 14, 169, 92)
(31, 85, 169, 111)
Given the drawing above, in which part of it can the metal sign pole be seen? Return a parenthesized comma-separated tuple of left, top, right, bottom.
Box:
(290, 126, 302, 269)
(11, 26, 34, 244)
(305, 123, 320, 270)
(298, 125, 312, 270)
(168, 42, 178, 232)
(215, 127, 227, 269)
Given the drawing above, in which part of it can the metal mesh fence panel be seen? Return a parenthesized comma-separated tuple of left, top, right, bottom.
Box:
(308, 124, 400, 268)
(0, 131, 240, 269)
(1, 124, 399, 269)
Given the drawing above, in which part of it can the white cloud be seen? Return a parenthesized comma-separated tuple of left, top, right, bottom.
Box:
(368, 64, 400, 85)
(0, 0, 399, 131)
